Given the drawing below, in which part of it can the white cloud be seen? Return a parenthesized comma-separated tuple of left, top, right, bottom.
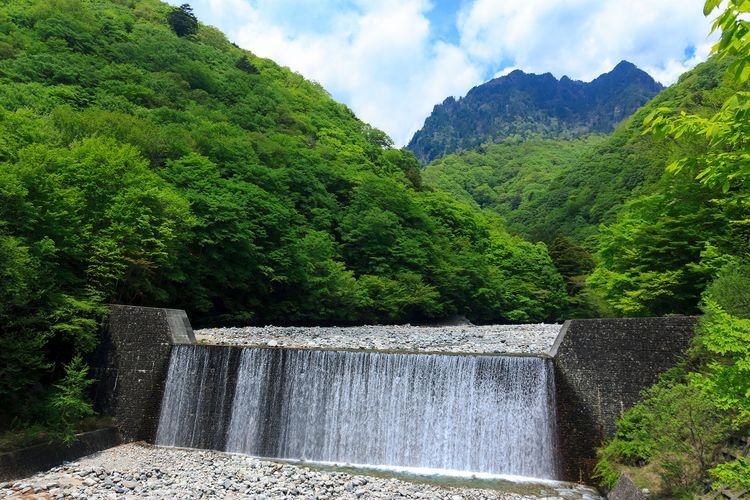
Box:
(457, 0, 715, 84)
(172, 0, 718, 146)
(227, 0, 481, 146)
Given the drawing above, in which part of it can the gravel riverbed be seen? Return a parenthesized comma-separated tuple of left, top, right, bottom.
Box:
(196, 324, 562, 355)
(0, 443, 600, 499)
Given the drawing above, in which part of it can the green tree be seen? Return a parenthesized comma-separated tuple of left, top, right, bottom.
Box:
(595, 375, 731, 495)
(645, 1, 749, 203)
(168, 4, 198, 38)
(47, 355, 95, 444)
(587, 181, 733, 316)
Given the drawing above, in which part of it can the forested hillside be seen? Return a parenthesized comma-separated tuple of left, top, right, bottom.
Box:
(423, 56, 746, 317)
(424, 57, 739, 244)
(407, 61, 663, 164)
(422, 136, 601, 241)
(584, 56, 747, 318)
(0, 0, 567, 441)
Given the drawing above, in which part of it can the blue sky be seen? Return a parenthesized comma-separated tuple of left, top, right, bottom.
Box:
(168, 1, 716, 146)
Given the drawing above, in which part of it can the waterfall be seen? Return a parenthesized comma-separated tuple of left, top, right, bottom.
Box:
(156, 345, 559, 479)
(155, 345, 239, 450)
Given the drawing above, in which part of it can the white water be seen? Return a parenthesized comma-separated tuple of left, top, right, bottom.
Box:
(157, 346, 559, 479)
(156, 346, 235, 450)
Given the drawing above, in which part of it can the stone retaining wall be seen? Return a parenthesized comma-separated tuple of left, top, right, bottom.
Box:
(551, 316, 697, 483)
(89, 305, 195, 442)
(0, 428, 120, 481)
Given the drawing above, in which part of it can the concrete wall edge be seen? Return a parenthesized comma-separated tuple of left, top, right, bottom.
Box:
(548, 319, 571, 358)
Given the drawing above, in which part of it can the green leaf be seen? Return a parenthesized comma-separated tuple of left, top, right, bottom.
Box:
(704, 0, 722, 15)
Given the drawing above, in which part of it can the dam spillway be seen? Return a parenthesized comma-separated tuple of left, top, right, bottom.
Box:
(155, 344, 559, 479)
(94, 307, 698, 484)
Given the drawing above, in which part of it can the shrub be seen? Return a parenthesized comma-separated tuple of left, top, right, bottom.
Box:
(710, 457, 750, 490)
(46, 356, 95, 445)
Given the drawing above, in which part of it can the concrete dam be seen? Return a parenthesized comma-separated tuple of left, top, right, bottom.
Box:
(91, 305, 696, 483)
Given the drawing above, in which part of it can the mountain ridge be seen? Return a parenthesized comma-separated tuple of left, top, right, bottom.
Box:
(407, 61, 663, 164)
(421, 57, 737, 244)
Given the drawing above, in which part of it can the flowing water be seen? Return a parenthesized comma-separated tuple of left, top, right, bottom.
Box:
(156, 345, 559, 479)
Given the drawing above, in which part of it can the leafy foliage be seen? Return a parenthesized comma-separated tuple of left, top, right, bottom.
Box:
(709, 457, 750, 489)
(587, 178, 738, 316)
(596, 264, 750, 496)
(645, 3, 750, 205)
(694, 299, 750, 429)
(47, 356, 95, 444)
(595, 373, 731, 494)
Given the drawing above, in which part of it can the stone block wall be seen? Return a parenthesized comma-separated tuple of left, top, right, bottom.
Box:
(0, 428, 120, 481)
(551, 316, 697, 483)
(89, 305, 195, 442)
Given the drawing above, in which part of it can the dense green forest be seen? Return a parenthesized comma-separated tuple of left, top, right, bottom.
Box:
(0, 0, 568, 440)
(423, 55, 747, 317)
